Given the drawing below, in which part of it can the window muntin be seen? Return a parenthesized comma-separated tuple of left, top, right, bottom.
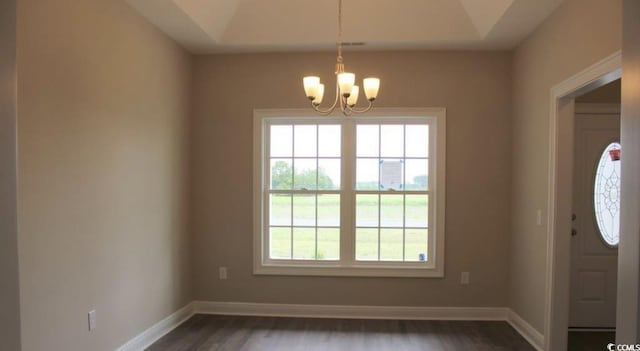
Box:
(594, 142, 621, 247)
(255, 109, 446, 277)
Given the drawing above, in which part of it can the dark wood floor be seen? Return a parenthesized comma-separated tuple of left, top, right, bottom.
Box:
(146, 314, 535, 351)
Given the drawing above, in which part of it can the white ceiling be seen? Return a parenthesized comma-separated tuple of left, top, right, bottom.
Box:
(126, 0, 565, 53)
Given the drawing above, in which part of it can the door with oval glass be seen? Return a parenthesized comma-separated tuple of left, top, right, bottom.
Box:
(570, 109, 620, 328)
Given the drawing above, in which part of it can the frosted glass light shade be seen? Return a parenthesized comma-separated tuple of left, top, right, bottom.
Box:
(303, 76, 321, 99)
(314, 84, 325, 105)
(347, 85, 359, 106)
(338, 72, 355, 96)
(363, 78, 380, 101)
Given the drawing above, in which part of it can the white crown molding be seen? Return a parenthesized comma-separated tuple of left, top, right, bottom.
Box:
(115, 302, 195, 351)
(115, 301, 543, 350)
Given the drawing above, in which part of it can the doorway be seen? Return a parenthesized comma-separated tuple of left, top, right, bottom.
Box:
(543, 51, 622, 351)
(568, 80, 621, 351)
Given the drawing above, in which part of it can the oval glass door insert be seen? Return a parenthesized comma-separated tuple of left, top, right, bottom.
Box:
(593, 142, 621, 247)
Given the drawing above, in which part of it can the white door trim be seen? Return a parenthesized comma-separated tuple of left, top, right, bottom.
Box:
(545, 50, 622, 350)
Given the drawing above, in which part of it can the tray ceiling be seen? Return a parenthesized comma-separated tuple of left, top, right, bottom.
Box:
(126, 0, 565, 53)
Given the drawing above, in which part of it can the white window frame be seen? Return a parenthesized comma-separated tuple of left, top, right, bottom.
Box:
(253, 108, 446, 278)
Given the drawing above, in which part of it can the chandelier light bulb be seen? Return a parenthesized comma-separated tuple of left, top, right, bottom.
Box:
(303, 76, 321, 100)
(338, 72, 355, 97)
(314, 84, 325, 105)
(363, 78, 380, 101)
(347, 85, 359, 106)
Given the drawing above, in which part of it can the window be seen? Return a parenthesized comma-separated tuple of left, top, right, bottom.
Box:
(594, 142, 621, 247)
(253, 108, 446, 277)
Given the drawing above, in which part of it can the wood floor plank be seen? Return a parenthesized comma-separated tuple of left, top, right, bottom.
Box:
(145, 315, 536, 351)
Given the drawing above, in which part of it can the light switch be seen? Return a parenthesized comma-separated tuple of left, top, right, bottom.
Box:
(536, 209, 543, 227)
(88, 310, 97, 331)
(461, 272, 470, 285)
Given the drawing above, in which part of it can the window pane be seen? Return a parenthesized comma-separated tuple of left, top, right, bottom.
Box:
(293, 158, 317, 190)
(380, 125, 404, 157)
(405, 125, 429, 157)
(318, 158, 341, 190)
(405, 229, 428, 262)
(317, 194, 340, 227)
(270, 194, 291, 226)
(270, 227, 291, 259)
(293, 194, 315, 226)
(318, 125, 341, 157)
(317, 228, 339, 260)
(356, 194, 379, 227)
(356, 228, 379, 261)
(293, 227, 316, 260)
(380, 229, 403, 261)
(356, 158, 379, 190)
(380, 159, 404, 190)
(380, 194, 404, 227)
(405, 195, 428, 228)
(405, 159, 428, 191)
(270, 159, 292, 190)
(270, 125, 293, 157)
(294, 125, 317, 157)
(357, 125, 379, 157)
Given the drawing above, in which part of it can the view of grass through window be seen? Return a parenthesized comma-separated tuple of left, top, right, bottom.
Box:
(266, 122, 430, 263)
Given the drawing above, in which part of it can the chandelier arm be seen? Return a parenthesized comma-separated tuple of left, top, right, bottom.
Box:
(311, 103, 336, 116)
(339, 92, 348, 115)
(311, 80, 341, 115)
(345, 100, 374, 114)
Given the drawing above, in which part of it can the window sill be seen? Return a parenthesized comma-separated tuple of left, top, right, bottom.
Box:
(254, 262, 444, 278)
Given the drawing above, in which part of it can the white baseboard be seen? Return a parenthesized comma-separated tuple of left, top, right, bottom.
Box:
(194, 301, 509, 321)
(115, 302, 195, 351)
(116, 301, 544, 351)
(506, 309, 545, 351)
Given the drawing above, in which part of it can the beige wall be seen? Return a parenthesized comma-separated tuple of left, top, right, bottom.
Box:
(0, 0, 21, 350)
(510, 0, 622, 333)
(191, 51, 513, 307)
(576, 79, 621, 103)
(17, 1, 193, 350)
(617, 0, 640, 343)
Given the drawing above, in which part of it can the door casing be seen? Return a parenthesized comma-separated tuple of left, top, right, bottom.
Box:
(545, 51, 622, 351)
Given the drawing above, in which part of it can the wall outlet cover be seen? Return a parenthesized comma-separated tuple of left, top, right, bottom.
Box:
(88, 310, 97, 331)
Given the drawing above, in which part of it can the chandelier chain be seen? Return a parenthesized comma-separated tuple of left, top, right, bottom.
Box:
(337, 0, 343, 62)
(338, 0, 342, 40)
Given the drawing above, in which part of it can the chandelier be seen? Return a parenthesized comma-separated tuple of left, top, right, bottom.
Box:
(302, 0, 380, 116)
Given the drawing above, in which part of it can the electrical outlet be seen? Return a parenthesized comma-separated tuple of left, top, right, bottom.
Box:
(219, 267, 228, 280)
(536, 209, 543, 227)
(461, 272, 470, 285)
(88, 310, 97, 331)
